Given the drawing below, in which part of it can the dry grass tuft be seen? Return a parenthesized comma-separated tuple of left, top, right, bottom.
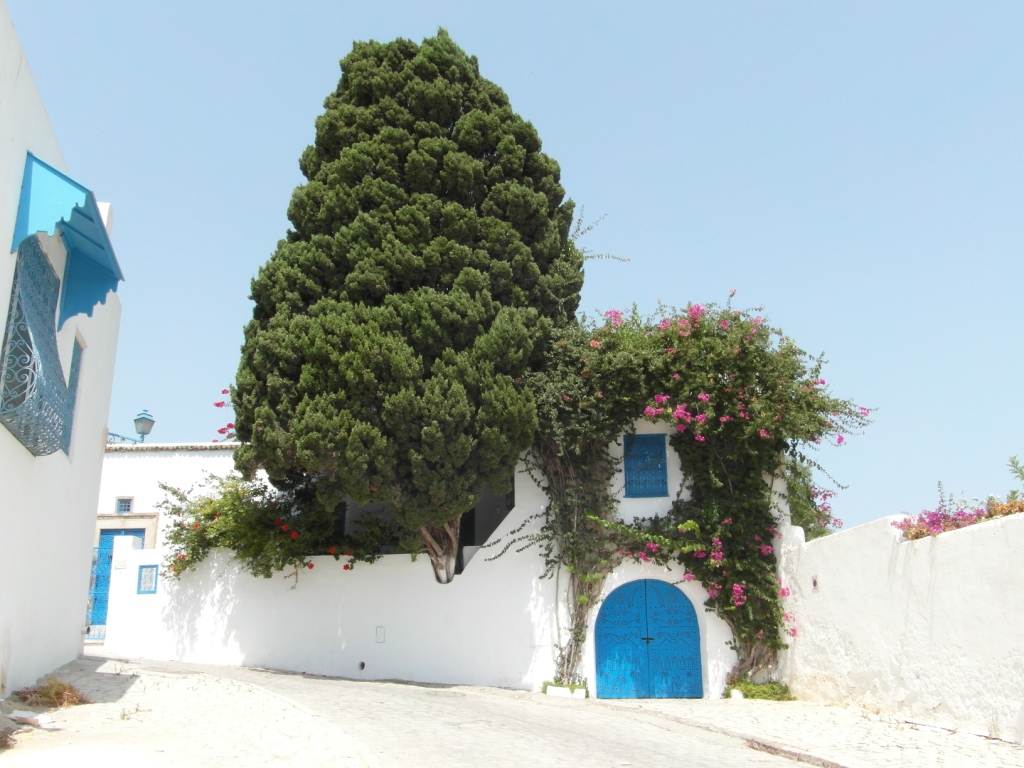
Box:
(14, 676, 89, 708)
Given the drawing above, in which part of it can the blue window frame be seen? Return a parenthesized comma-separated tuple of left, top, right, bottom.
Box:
(116, 498, 133, 514)
(624, 434, 669, 498)
(137, 565, 158, 595)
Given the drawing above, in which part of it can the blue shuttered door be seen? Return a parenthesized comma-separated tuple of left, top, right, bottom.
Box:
(646, 579, 703, 698)
(88, 529, 145, 627)
(596, 579, 703, 699)
(594, 580, 649, 697)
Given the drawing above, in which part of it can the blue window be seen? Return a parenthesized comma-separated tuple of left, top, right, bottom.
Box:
(624, 434, 669, 498)
(137, 565, 158, 595)
(116, 498, 133, 514)
(0, 237, 81, 455)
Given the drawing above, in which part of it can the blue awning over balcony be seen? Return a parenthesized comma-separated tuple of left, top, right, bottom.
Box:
(11, 153, 124, 328)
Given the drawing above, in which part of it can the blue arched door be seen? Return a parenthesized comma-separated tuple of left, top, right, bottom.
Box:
(595, 579, 703, 698)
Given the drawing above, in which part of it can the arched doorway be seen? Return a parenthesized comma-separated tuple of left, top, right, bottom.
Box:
(595, 579, 703, 699)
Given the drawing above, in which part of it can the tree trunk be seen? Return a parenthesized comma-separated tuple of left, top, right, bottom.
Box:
(554, 569, 608, 684)
(420, 516, 462, 584)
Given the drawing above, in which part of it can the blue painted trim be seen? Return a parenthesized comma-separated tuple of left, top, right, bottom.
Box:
(11, 154, 123, 329)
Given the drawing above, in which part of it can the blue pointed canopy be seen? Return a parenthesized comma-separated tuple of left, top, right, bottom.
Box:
(11, 153, 123, 328)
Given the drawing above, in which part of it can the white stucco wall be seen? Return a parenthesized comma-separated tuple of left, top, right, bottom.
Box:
(100, 428, 731, 695)
(0, 2, 123, 695)
(98, 444, 239, 547)
(778, 514, 1024, 742)
(103, 465, 564, 689)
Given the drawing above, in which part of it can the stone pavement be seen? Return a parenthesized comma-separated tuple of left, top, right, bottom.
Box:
(2, 653, 1022, 767)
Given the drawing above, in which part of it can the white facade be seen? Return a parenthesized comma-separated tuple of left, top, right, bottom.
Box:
(779, 514, 1024, 742)
(0, 2, 123, 695)
(98, 432, 737, 697)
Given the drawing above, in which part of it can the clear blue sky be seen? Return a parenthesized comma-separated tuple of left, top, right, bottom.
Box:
(8, 1, 1024, 529)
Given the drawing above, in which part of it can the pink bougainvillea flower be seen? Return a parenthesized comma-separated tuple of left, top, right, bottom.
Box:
(694, 434, 706, 442)
(221, 389, 230, 394)
(673, 373, 680, 379)
(836, 434, 845, 445)
(789, 627, 799, 637)
(778, 587, 791, 598)
(589, 339, 601, 347)
(759, 544, 773, 556)
(682, 573, 696, 581)
(654, 394, 670, 404)
(213, 401, 226, 408)
(759, 429, 770, 439)
(603, 309, 625, 326)
(697, 393, 710, 402)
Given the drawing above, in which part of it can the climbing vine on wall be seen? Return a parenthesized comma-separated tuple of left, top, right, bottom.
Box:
(614, 298, 870, 678)
(516, 298, 869, 683)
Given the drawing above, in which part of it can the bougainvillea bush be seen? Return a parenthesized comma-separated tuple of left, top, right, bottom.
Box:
(893, 461, 1024, 541)
(608, 298, 870, 678)
(160, 474, 398, 579)
(505, 298, 868, 683)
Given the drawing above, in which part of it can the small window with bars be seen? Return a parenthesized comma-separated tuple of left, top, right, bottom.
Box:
(137, 565, 158, 594)
(623, 434, 669, 498)
(116, 497, 133, 514)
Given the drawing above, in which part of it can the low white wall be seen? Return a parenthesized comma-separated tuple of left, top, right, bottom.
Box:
(101, 434, 732, 695)
(779, 514, 1024, 742)
(104, 472, 562, 688)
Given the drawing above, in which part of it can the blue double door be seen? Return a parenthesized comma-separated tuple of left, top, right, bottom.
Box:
(88, 528, 145, 627)
(595, 579, 703, 698)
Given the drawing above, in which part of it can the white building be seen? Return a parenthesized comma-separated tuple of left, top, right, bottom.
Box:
(97, 424, 741, 699)
(0, 2, 124, 695)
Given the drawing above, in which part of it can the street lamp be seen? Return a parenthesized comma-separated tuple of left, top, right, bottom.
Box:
(133, 410, 155, 442)
(107, 410, 156, 444)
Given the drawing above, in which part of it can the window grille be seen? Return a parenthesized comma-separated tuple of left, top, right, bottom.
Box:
(137, 565, 158, 595)
(0, 236, 80, 456)
(624, 434, 669, 498)
(116, 498, 133, 514)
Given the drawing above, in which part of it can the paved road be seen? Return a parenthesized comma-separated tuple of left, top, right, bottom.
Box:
(8, 655, 1024, 768)
(144, 661, 791, 767)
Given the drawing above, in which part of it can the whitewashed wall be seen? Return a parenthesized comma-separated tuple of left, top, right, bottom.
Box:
(100, 428, 733, 695)
(779, 514, 1024, 742)
(0, 2, 123, 696)
(99, 444, 239, 547)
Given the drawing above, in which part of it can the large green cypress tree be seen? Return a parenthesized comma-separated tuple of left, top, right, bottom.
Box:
(234, 30, 582, 582)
